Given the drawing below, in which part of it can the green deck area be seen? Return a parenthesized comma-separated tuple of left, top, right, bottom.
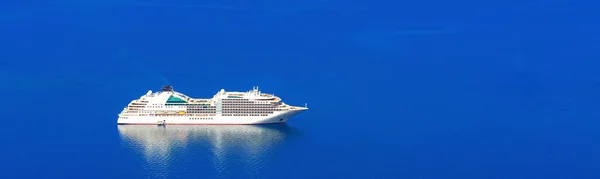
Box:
(166, 95, 187, 103)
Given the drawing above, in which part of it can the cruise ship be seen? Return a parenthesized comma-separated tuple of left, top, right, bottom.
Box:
(117, 85, 308, 125)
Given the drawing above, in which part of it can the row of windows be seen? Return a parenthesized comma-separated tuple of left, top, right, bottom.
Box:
(138, 106, 275, 109)
(190, 117, 213, 120)
(222, 112, 274, 114)
(126, 111, 153, 113)
(187, 106, 216, 109)
(187, 111, 217, 114)
(222, 107, 276, 109)
(223, 102, 274, 104)
(192, 114, 215, 116)
(222, 108, 275, 110)
(223, 114, 270, 116)
(222, 109, 284, 111)
(222, 102, 265, 104)
(152, 114, 182, 116)
(165, 103, 210, 106)
(125, 111, 218, 115)
(129, 109, 281, 113)
(221, 105, 277, 108)
(155, 106, 217, 108)
(222, 106, 276, 108)
(222, 98, 248, 100)
(132, 104, 279, 108)
(189, 100, 209, 103)
(249, 114, 267, 116)
(161, 114, 217, 116)
(223, 98, 279, 101)
(222, 104, 276, 106)
(222, 101, 247, 103)
(220, 114, 269, 116)
(152, 114, 216, 116)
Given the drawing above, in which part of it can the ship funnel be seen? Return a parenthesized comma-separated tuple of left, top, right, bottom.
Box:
(161, 85, 174, 92)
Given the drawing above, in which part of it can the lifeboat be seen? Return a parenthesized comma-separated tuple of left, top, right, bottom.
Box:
(178, 111, 186, 115)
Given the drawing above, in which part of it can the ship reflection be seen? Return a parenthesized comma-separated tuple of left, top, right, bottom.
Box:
(118, 124, 298, 175)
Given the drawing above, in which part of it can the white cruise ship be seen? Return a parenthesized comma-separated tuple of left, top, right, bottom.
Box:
(117, 85, 308, 125)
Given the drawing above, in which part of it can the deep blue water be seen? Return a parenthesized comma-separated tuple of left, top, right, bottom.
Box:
(2, 0, 600, 178)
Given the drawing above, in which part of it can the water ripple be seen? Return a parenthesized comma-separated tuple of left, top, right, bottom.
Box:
(118, 124, 295, 178)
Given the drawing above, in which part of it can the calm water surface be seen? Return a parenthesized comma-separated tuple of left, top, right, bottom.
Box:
(2, 0, 600, 178)
(118, 125, 300, 178)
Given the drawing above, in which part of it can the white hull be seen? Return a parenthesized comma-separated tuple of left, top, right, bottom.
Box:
(117, 85, 308, 125)
(118, 109, 305, 125)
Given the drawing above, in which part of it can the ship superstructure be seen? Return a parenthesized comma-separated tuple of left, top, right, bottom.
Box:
(117, 85, 308, 125)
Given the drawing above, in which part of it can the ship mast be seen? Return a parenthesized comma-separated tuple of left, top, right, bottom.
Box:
(252, 86, 260, 96)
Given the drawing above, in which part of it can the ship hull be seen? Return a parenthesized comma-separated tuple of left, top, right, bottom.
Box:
(117, 109, 305, 125)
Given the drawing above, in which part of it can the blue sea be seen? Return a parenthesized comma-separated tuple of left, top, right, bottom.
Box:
(2, 0, 599, 178)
